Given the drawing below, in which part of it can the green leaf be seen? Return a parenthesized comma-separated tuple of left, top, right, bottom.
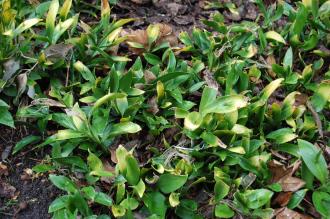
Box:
(287, 189, 307, 209)
(157, 174, 188, 194)
(132, 179, 146, 198)
(74, 61, 95, 82)
(13, 136, 41, 154)
(292, 3, 308, 36)
(120, 198, 139, 210)
(95, 192, 112, 207)
(4, 18, 42, 38)
(298, 139, 328, 184)
(59, 0, 72, 20)
(214, 180, 230, 202)
(87, 151, 112, 177)
(184, 111, 203, 131)
(311, 81, 330, 112)
(312, 191, 330, 218)
(49, 174, 78, 193)
(0, 107, 14, 128)
(70, 192, 92, 216)
(32, 164, 55, 173)
(265, 31, 286, 44)
(109, 122, 141, 137)
(147, 24, 160, 45)
(169, 192, 180, 207)
(143, 192, 167, 218)
(53, 156, 88, 171)
(143, 53, 162, 65)
(266, 128, 297, 144)
(199, 86, 217, 113)
(46, 0, 59, 39)
(92, 93, 126, 110)
(48, 195, 70, 213)
(237, 189, 273, 209)
(215, 204, 234, 218)
(111, 205, 126, 217)
(55, 129, 85, 140)
(125, 154, 140, 185)
(201, 95, 248, 116)
(283, 47, 293, 69)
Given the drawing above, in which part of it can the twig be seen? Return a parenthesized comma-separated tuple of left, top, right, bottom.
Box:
(306, 100, 323, 138)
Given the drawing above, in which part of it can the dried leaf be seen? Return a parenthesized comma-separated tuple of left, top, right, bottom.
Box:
(269, 160, 305, 192)
(275, 207, 313, 219)
(266, 55, 277, 78)
(125, 23, 177, 54)
(144, 70, 157, 84)
(31, 98, 65, 107)
(0, 163, 9, 176)
(201, 69, 221, 95)
(44, 43, 74, 62)
(273, 192, 293, 207)
(130, 0, 150, 4)
(147, 96, 159, 115)
(0, 181, 16, 198)
(2, 59, 20, 81)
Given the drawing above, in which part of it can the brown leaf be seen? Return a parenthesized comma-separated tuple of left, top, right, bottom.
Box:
(306, 100, 323, 138)
(15, 73, 28, 102)
(268, 160, 305, 192)
(144, 70, 157, 84)
(201, 69, 221, 95)
(125, 23, 177, 54)
(147, 96, 159, 115)
(279, 176, 305, 192)
(0, 181, 16, 198)
(269, 160, 292, 183)
(0, 163, 8, 176)
(266, 55, 277, 78)
(275, 207, 313, 219)
(272, 192, 292, 207)
(130, 0, 151, 4)
(31, 98, 65, 107)
(44, 43, 74, 62)
(100, 160, 115, 184)
(126, 29, 148, 54)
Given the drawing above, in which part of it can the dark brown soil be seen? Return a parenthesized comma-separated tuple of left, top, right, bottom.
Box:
(0, 127, 61, 219)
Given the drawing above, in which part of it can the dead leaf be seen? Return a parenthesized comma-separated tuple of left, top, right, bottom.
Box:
(268, 160, 305, 192)
(166, 3, 187, 16)
(0, 181, 16, 198)
(110, 148, 118, 164)
(275, 207, 313, 219)
(272, 192, 293, 207)
(130, 0, 151, 4)
(14, 73, 28, 102)
(0, 163, 8, 176)
(173, 16, 193, 25)
(279, 176, 305, 192)
(125, 23, 177, 54)
(31, 98, 65, 107)
(147, 96, 159, 115)
(1, 145, 12, 161)
(306, 100, 323, 138)
(201, 69, 221, 95)
(144, 70, 157, 84)
(266, 55, 277, 78)
(2, 59, 20, 81)
(244, 3, 257, 20)
(44, 43, 74, 62)
(100, 160, 115, 184)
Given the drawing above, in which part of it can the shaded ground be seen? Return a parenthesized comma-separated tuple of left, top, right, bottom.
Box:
(0, 127, 61, 219)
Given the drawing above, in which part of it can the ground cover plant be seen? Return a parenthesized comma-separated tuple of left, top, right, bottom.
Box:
(1, 0, 330, 218)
